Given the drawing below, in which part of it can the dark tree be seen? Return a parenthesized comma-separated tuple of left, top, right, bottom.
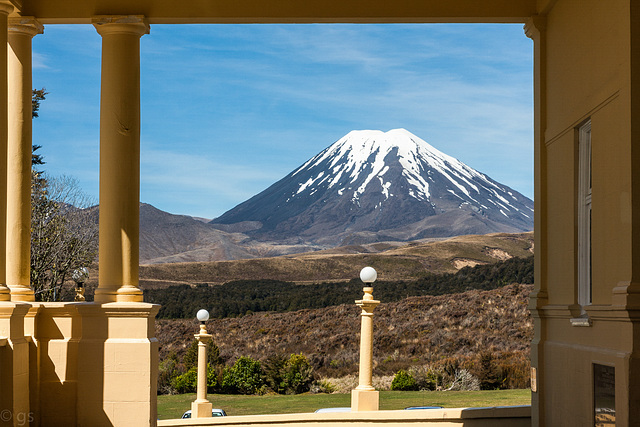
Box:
(32, 88, 47, 166)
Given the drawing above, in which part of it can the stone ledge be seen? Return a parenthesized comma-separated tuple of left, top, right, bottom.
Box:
(158, 405, 531, 427)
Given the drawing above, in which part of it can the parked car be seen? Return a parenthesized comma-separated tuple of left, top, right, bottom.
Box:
(181, 409, 227, 418)
(404, 406, 444, 410)
(314, 407, 351, 413)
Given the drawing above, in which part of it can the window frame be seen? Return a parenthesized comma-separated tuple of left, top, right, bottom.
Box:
(577, 119, 592, 311)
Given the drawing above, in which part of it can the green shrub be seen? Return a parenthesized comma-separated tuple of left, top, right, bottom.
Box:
(391, 370, 418, 391)
(475, 352, 504, 390)
(310, 379, 336, 394)
(158, 352, 180, 395)
(222, 356, 265, 395)
(263, 354, 288, 394)
(263, 353, 314, 394)
(172, 366, 219, 394)
(409, 366, 441, 391)
(282, 354, 314, 394)
(172, 367, 198, 394)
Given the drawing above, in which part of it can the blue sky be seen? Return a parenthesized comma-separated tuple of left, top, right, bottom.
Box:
(32, 23, 533, 219)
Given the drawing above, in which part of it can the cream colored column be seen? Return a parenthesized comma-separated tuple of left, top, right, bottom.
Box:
(192, 320, 213, 418)
(351, 285, 380, 411)
(93, 16, 148, 303)
(525, 16, 547, 427)
(0, 2, 12, 302)
(6, 17, 42, 302)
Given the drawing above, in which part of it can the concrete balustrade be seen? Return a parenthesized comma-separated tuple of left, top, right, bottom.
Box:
(157, 406, 532, 427)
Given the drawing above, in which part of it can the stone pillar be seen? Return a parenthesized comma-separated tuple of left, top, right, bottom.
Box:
(34, 304, 79, 427)
(351, 286, 380, 412)
(92, 16, 148, 303)
(6, 17, 42, 302)
(525, 15, 547, 427)
(0, 302, 32, 426)
(76, 302, 159, 426)
(192, 322, 213, 418)
(0, 2, 12, 302)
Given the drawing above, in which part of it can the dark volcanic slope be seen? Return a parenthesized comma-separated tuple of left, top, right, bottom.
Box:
(139, 203, 257, 263)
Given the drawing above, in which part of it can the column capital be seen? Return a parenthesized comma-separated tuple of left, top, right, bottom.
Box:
(0, 2, 14, 15)
(8, 16, 43, 37)
(92, 15, 149, 37)
(524, 15, 547, 40)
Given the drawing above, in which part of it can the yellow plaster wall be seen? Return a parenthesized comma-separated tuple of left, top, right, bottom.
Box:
(34, 304, 81, 426)
(533, 1, 638, 425)
(545, 0, 628, 136)
(542, 315, 636, 425)
(544, 0, 631, 305)
(544, 132, 575, 305)
(590, 99, 632, 304)
(0, 303, 31, 427)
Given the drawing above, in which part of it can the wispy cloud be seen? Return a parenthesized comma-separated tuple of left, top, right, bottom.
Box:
(140, 148, 285, 217)
(33, 23, 534, 217)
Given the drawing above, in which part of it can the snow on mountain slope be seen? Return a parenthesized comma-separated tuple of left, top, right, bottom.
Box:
(211, 129, 533, 245)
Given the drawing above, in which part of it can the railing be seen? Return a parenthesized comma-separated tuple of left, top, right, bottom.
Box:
(157, 405, 532, 427)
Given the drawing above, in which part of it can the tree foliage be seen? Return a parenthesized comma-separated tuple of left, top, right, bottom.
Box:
(221, 356, 265, 395)
(30, 88, 98, 301)
(183, 339, 223, 371)
(30, 174, 98, 301)
(32, 88, 47, 166)
(391, 370, 418, 391)
(264, 353, 314, 395)
(145, 256, 534, 319)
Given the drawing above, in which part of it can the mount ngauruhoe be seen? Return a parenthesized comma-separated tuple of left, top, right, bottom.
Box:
(211, 129, 533, 246)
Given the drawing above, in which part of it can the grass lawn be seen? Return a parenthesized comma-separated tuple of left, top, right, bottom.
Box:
(157, 389, 531, 420)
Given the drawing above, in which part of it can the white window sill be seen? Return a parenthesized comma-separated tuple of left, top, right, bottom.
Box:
(570, 316, 592, 327)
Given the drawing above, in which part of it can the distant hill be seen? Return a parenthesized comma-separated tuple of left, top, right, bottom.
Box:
(211, 129, 533, 246)
(139, 203, 321, 263)
(139, 203, 254, 262)
(138, 231, 533, 288)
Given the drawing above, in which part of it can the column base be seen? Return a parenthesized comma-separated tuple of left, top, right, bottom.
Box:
(0, 285, 10, 301)
(93, 289, 116, 303)
(116, 286, 143, 302)
(94, 287, 144, 303)
(351, 389, 379, 411)
(191, 399, 213, 418)
(8, 287, 35, 302)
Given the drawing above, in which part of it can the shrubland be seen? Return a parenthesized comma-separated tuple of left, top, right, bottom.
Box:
(155, 258, 533, 395)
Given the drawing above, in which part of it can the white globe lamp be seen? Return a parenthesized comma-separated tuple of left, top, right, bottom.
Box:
(360, 266, 377, 285)
(196, 309, 209, 323)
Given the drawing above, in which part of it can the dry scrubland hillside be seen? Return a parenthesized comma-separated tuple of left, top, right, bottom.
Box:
(140, 232, 533, 287)
(157, 283, 533, 387)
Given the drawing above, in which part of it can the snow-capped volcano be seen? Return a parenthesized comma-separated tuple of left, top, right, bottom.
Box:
(211, 129, 533, 245)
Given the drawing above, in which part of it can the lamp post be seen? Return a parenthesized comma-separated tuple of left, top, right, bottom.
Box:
(191, 309, 213, 418)
(351, 266, 380, 411)
(72, 267, 89, 302)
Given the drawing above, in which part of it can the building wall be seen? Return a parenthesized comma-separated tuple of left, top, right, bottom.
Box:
(534, 0, 636, 425)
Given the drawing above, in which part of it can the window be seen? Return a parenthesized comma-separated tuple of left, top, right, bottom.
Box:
(578, 120, 592, 311)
